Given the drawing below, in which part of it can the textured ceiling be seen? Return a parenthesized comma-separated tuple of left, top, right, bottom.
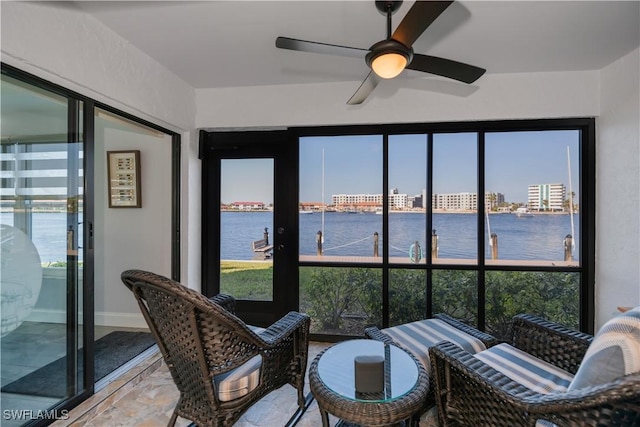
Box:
(72, 1, 640, 89)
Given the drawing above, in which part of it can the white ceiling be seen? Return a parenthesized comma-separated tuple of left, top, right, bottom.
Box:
(60, 1, 640, 89)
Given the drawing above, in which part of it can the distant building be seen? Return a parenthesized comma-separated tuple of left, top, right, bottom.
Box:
(433, 192, 476, 210)
(332, 190, 504, 211)
(432, 192, 505, 211)
(232, 201, 265, 210)
(332, 188, 409, 210)
(332, 193, 383, 207)
(528, 184, 566, 211)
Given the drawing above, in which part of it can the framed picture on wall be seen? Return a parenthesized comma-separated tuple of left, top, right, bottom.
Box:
(107, 150, 141, 208)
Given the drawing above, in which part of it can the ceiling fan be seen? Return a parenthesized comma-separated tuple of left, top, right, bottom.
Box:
(275, 0, 485, 105)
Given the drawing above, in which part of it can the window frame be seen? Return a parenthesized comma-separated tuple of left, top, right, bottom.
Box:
(293, 118, 595, 336)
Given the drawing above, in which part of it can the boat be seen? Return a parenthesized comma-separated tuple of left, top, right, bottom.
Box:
(299, 210, 313, 214)
(514, 207, 534, 218)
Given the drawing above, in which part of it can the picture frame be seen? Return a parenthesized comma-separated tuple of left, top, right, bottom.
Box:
(107, 150, 141, 208)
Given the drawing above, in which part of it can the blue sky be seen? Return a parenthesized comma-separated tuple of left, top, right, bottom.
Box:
(221, 130, 580, 205)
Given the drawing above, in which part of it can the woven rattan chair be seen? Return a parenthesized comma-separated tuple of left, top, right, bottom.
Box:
(121, 269, 311, 427)
(430, 313, 640, 426)
(364, 314, 499, 417)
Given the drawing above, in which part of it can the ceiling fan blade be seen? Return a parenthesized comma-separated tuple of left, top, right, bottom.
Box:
(407, 54, 486, 83)
(347, 72, 381, 105)
(276, 36, 368, 59)
(392, 1, 453, 48)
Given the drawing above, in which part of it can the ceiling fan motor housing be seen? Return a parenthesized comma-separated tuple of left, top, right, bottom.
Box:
(366, 39, 414, 75)
(375, 0, 403, 15)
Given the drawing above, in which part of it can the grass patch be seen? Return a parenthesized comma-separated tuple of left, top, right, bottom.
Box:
(220, 260, 273, 300)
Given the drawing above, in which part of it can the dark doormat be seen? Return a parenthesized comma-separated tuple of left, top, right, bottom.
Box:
(1, 331, 156, 398)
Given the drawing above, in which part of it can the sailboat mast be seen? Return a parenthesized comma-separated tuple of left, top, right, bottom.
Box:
(567, 146, 575, 248)
(321, 148, 325, 242)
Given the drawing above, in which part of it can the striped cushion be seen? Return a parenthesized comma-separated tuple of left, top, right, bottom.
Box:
(535, 420, 557, 427)
(213, 354, 262, 402)
(568, 306, 640, 390)
(381, 318, 487, 372)
(213, 325, 265, 402)
(474, 343, 573, 394)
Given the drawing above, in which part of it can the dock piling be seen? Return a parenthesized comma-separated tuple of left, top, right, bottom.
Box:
(373, 232, 379, 257)
(563, 234, 573, 261)
(316, 231, 323, 256)
(491, 233, 498, 259)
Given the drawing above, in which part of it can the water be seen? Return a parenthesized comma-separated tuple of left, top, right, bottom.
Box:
(1, 212, 83, 264)
(221, 211, 580, 262)
(1, 211, 580, 263)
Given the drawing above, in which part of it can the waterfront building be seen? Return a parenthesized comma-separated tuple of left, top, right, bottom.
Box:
(231, 201, 266, 210)
(528, 183, 566, 212)
(332, 189, 504, 211)
(331, 189, 409, 211)
(432, 192, 505, 211)
(332, 193, 384, 207)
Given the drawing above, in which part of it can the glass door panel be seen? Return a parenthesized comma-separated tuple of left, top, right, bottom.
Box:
(1, 74, 84, 423)
(220, 159, 274, 301)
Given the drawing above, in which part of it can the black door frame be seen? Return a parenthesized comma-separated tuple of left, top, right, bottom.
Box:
(199, 130, 299, 326)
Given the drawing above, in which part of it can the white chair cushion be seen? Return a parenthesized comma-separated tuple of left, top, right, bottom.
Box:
(568, 306, 640, 390)
(382, 318, 487, 372)
(474, 343, 573, 394)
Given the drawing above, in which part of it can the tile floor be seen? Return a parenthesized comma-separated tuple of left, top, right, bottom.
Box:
(1, 321, 149, 427)
(54, 342, 439, 427)
(3, 322, 437, 426)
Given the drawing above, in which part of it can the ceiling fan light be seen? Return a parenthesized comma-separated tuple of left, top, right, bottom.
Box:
(371, 52, 407, 79)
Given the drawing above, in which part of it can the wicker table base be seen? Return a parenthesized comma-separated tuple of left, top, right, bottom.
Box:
(309, 339, 428, 427)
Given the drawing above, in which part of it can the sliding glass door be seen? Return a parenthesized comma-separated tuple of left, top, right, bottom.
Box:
(1, 73, 88, 425)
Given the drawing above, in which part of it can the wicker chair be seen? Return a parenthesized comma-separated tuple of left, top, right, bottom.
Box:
(430, 313, 640, 426)
(121, 269, 311, 427)
(364, 314, 500, 417)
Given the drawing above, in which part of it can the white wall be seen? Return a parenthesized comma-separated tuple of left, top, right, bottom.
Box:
(596, 48, 640, 328)
(94, 119, 173, 327)
(196, 71, 599, 128)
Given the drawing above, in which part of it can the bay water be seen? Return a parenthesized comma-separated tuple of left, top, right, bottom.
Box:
(2, 211, 579, 263)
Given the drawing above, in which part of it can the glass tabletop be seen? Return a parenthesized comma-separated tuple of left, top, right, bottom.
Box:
(316, 339, 419, 403)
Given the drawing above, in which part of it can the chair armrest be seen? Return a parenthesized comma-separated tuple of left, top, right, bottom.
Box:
(429, 341, 640, 426)
(365, 315, 499, 350)
(258, 311, 310, 346)
(510, 314, 592, 374)
(208, 293, 236, 314)
(364, 326, 397, 345)
(434, 313, 501, 348)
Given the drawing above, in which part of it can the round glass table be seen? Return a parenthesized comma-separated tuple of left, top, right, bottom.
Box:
(309, 339, 429, 426)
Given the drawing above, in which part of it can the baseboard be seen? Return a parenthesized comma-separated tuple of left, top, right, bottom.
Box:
(27, 308, 67, 324)
(27, 309, 147, 328)
(94, 312, 148, 328)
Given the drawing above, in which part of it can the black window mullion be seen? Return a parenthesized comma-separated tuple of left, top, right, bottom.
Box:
(477, 131, 486, 331)
(382, 134, 389, 328)
(426, 133, 434, 319)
